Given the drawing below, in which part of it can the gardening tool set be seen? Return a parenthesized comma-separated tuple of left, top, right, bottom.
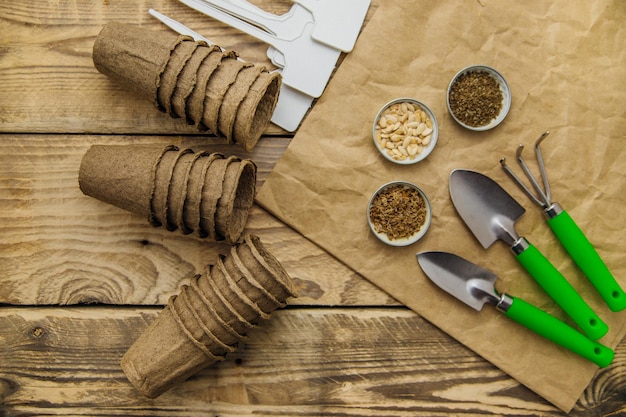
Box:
(418, 131, 624, 367)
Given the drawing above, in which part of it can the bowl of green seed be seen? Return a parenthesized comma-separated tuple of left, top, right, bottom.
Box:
(447, 65, 511, 131)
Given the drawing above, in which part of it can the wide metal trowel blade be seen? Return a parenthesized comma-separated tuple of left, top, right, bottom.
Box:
(449, 169, 525, 248)
(417, 251, 499, 311)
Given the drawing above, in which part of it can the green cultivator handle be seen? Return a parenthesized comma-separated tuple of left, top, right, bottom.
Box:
(504, 296, 614, 368)
(548, 209, 626, 312)
(514, 238, 608, 340)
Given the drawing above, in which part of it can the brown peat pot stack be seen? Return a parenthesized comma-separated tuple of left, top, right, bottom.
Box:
(121, 234, 298, 398)
(93, 22, 282, 151)
(78, 144, 256, 244)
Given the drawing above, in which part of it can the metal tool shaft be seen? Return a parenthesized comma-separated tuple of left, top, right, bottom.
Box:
(500, 130, 553, 209)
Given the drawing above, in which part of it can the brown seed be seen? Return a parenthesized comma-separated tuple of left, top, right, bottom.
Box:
(369, 184, 428, 240)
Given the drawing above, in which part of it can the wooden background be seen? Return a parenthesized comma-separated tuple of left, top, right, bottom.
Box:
(0, 1, 624, 415)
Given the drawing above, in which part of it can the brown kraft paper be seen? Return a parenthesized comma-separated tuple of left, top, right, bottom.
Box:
(256, 0, 626, 412)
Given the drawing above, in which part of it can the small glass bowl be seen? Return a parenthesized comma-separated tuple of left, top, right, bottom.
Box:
(367, 181, 432, 246)
(372, 98, 438, 165)
(447, 65, 511, 131)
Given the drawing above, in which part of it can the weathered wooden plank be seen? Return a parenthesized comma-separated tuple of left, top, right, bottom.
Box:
(0, 134, 395, 306)
(3, 306, 621, 416)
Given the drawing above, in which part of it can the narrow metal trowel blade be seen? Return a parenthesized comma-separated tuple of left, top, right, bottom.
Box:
(416, 251, 500, 311)
(449, 169, 525, 248)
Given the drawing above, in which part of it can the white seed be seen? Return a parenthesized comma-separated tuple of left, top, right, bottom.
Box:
(375, 100, 434, 160)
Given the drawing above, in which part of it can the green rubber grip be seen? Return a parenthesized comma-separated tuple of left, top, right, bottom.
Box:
(515, 239, 608, 340)
(548, 210, 626, 312)
(505, 296, 614, 368)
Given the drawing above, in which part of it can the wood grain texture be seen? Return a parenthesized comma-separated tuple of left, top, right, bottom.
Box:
(0, 134, 394, 306)
(1, 0, 624, 415)
(2, 307, 623, 416)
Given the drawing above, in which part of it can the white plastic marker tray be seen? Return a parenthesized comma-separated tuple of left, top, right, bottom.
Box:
(292, 0, 370, 52)
(208, 0, 370, 53)
(204, 0, 311, 68)
(179, 0, 340, 99)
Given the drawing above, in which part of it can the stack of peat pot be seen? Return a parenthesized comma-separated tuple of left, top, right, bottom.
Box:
(121, 235, 297, 398)
(79, 144, 256, 244)
(93, 22, 281, 151)
(83, 20, 296, 398)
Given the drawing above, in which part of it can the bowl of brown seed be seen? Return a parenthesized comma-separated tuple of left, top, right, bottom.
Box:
(367, 180, 432, 246)
(447, 65, 511, 131)
(372, 98, 438, 164)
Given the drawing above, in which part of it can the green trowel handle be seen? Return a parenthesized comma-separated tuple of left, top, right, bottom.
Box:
(515, 239, 608, 340)
(548, 210, 626, 312)
(505, 296, 614, 368)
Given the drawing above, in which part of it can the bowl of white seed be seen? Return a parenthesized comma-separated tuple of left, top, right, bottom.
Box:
(372, 98, 438, 165)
